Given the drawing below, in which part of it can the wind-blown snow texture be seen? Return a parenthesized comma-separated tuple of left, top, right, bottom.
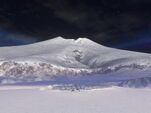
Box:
(0, 37, 151, 87)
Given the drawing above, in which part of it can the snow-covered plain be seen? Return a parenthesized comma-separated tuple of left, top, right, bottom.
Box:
(1, 37, 151, 113)
(0, 86, 151, 113)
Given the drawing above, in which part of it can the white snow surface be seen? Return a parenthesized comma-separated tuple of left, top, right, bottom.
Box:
(0, 86, 151, 113)
(0, 36, 151, 87)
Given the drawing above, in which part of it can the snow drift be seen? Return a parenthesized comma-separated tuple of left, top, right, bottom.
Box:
(0, 37, 151, 87)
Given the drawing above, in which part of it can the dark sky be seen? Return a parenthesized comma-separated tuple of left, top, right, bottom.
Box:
(0, 0, 151, 53)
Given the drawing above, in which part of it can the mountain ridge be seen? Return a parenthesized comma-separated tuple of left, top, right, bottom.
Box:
(0, 37, 151, 87)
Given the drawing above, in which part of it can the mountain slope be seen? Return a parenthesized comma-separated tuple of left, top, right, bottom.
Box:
(0, 37, 151, 87)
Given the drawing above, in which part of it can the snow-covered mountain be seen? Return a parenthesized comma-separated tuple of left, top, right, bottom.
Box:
(0, 36, 151, 87)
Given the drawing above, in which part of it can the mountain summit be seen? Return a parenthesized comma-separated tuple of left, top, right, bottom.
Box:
(0, 37, 151, 87)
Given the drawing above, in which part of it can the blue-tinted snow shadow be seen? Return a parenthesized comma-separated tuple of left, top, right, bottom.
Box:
(4, 69, 151, 88)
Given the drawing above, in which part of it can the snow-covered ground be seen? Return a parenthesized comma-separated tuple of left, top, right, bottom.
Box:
(0, 86, 151, 113)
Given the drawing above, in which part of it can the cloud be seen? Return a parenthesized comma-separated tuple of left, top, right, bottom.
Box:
(0, 0, 151, 52)
(0, 30, 37, 46)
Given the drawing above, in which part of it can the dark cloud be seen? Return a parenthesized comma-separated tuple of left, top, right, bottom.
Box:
(0, 30, 37, 46)
(0, 0, 151, 53)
